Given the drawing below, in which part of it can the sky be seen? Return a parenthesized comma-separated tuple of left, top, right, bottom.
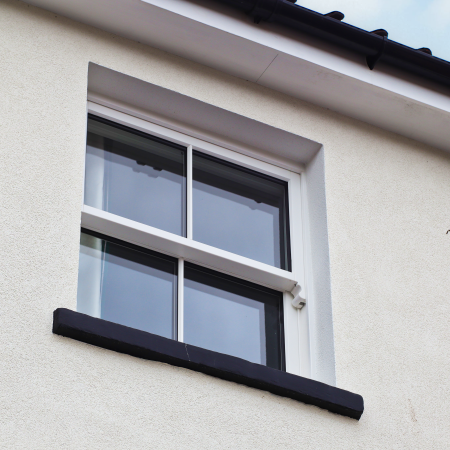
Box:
(297, 0, 450, 62)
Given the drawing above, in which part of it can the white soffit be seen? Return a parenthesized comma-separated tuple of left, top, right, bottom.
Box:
(23, 0, 450, 153)
(87, 63, 320, 169)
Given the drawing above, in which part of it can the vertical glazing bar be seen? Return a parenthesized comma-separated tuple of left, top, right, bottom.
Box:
(177, 258, 184, 342)
(187, 145, 193, 240)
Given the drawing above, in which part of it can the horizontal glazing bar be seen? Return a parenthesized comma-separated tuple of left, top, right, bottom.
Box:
(81, 205, 297, 292)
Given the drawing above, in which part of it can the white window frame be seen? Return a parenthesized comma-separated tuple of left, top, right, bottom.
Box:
(81, 101, 310, 377)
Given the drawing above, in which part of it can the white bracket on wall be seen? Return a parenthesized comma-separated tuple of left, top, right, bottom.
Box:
(291, 283, 306, 309)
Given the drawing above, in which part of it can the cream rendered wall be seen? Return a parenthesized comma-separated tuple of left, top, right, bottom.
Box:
(1, 0, 449, 448)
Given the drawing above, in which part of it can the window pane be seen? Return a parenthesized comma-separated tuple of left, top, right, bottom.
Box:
(193, 152, 291, 270)
(77, 230, 177, 339)
(85, 115, 187, 236)
(184, 263, 284, 370)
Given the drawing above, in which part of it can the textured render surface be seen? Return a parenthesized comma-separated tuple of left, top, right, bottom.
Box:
(1, 0, 450, 448)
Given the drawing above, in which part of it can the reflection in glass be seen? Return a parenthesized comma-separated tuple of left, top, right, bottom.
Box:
(193, 152, 291, 270)
(184, 263, 284, 370)
(84, 115, 187, 236)
(77, 230, 177, 339)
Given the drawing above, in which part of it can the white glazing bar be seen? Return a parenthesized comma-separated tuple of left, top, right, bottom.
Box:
(81, 205, 298, 292)
(177, 258, 184, 342)
(187, 145, 193, 240)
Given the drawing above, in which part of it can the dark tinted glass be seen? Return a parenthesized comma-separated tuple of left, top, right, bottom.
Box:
(193, 152, 290, 270)
(85, 115, 186, 236)
(77, 230, 177, 339)
(184, 263, 284, 370)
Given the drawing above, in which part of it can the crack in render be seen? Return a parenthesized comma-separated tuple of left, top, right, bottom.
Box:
(185, 343, 190, 361)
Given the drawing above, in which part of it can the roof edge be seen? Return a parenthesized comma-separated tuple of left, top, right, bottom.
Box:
(212, 0, 450, 88)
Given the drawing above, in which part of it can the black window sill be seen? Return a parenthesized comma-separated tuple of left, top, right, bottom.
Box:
(52, 308, 364, 420)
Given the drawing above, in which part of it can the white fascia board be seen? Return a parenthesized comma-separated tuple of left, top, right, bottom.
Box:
(142, 0, 450, 111)
(23, 0, 450, 153)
